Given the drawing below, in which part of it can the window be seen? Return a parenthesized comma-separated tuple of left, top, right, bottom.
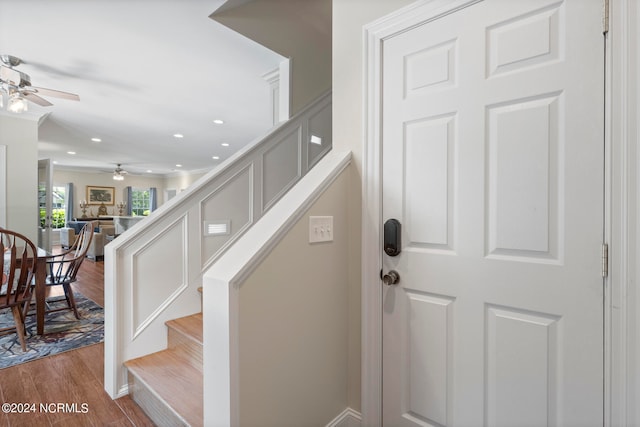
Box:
(51, 186, 66, 228)
(39, 185, 66, 228)
(131, 188, 151, 216)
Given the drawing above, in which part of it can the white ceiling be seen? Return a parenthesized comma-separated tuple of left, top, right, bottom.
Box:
(0, 0, 284, 177)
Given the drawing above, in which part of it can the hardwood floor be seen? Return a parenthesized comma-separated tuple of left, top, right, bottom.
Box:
(0, 253, 155, 426)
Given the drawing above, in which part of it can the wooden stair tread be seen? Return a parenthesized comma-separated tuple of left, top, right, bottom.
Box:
(166, 312, 203, 345)
(125, 348, 202, 426)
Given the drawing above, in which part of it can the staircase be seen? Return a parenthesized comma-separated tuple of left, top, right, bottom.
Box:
(104, 92, 331, 401)
(124, 312, 204, 426)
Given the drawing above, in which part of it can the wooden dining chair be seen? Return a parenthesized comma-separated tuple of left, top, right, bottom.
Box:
(0, 229, 38, 351)
(42, 222, 94, 319)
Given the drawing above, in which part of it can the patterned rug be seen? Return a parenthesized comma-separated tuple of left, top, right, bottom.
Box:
(0, 292, 104, 369)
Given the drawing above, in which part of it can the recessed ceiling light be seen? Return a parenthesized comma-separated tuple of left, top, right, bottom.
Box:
(176, 164, 182, 167)
(213, 119, 224, 125)
(173, 133, 184, 138)
(91, 138, 101, 143)
(212, 156, 220, 160)
(146, 170, 153, 173)
(67, 151, 76, 155)
(221, 143, 229, 147)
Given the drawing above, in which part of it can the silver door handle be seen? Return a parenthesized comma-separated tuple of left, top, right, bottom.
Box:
(382, 270, 400, 286)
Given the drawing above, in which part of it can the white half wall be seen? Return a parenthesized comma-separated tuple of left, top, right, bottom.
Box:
(203, 151, 351, 426)
(235, 167, 349, 426)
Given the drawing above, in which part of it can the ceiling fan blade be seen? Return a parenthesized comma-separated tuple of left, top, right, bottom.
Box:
(0, 65, 22, 84)
(30, 86, 80, 101)
(23, 92, 53, 107)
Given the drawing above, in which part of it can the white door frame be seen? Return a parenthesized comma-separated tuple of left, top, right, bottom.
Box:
(361, 1, 639, 425)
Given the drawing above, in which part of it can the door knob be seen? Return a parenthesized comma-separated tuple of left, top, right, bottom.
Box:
(382, 270, 400, 286)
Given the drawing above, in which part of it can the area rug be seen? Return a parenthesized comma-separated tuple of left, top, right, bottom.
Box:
(0, 292, 104, 369)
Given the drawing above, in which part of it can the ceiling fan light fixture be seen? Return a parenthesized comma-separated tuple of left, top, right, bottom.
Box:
(7, 92, 27, 113)
(113, 172, 124, 181)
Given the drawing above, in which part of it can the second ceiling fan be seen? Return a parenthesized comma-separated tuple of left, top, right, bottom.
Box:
(112, 164, 129, 181)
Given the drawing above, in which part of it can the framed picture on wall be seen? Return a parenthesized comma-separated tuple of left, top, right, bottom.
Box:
(87, 186, 115, 205)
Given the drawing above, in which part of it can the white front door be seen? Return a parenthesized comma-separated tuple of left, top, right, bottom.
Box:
(381, 0, 604, 425)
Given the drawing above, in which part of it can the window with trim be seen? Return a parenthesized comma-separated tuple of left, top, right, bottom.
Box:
(131, 188, 151, 216)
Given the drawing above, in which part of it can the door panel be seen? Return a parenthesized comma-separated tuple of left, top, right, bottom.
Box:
(382, 1, 604, 425)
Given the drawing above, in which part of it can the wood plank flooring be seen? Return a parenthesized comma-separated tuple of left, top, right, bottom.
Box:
(0, 253, 155, 426)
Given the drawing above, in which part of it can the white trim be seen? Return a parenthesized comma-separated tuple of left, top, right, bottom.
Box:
(262, 67, 281, 125)
(279, 58, 291, 122)
(326, 408, 362, 427)
(608, 1, 639, 425)
(363, 0, 634, 425)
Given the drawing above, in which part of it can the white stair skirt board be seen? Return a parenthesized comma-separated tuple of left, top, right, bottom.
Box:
(326, 408, 362, 427)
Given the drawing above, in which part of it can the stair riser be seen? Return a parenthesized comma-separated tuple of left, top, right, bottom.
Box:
(168, 328, 203, 369)
(125, 313, 203, 426)
(128, 371, 190, 427)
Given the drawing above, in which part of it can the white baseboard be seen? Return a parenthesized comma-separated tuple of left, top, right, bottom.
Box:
(326, 408, 362, 427)
(115, 383, 129, 399)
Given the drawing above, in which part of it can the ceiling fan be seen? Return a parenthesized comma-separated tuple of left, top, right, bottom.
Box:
(0, 54, 80, 113)
(112, 164, 129, 181)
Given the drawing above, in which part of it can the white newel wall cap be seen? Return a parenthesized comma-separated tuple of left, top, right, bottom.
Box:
(203, 149, 351, 288)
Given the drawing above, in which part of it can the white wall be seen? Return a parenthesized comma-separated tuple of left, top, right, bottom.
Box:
(237, 168, 350, 426)
(0, 115, 39, 241)
(332, 0, 414, 412)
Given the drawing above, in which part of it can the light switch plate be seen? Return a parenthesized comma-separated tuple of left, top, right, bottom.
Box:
(309, 216, 333, 243)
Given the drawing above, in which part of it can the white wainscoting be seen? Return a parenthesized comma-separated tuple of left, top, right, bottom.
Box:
(104, 92, 332, 398)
